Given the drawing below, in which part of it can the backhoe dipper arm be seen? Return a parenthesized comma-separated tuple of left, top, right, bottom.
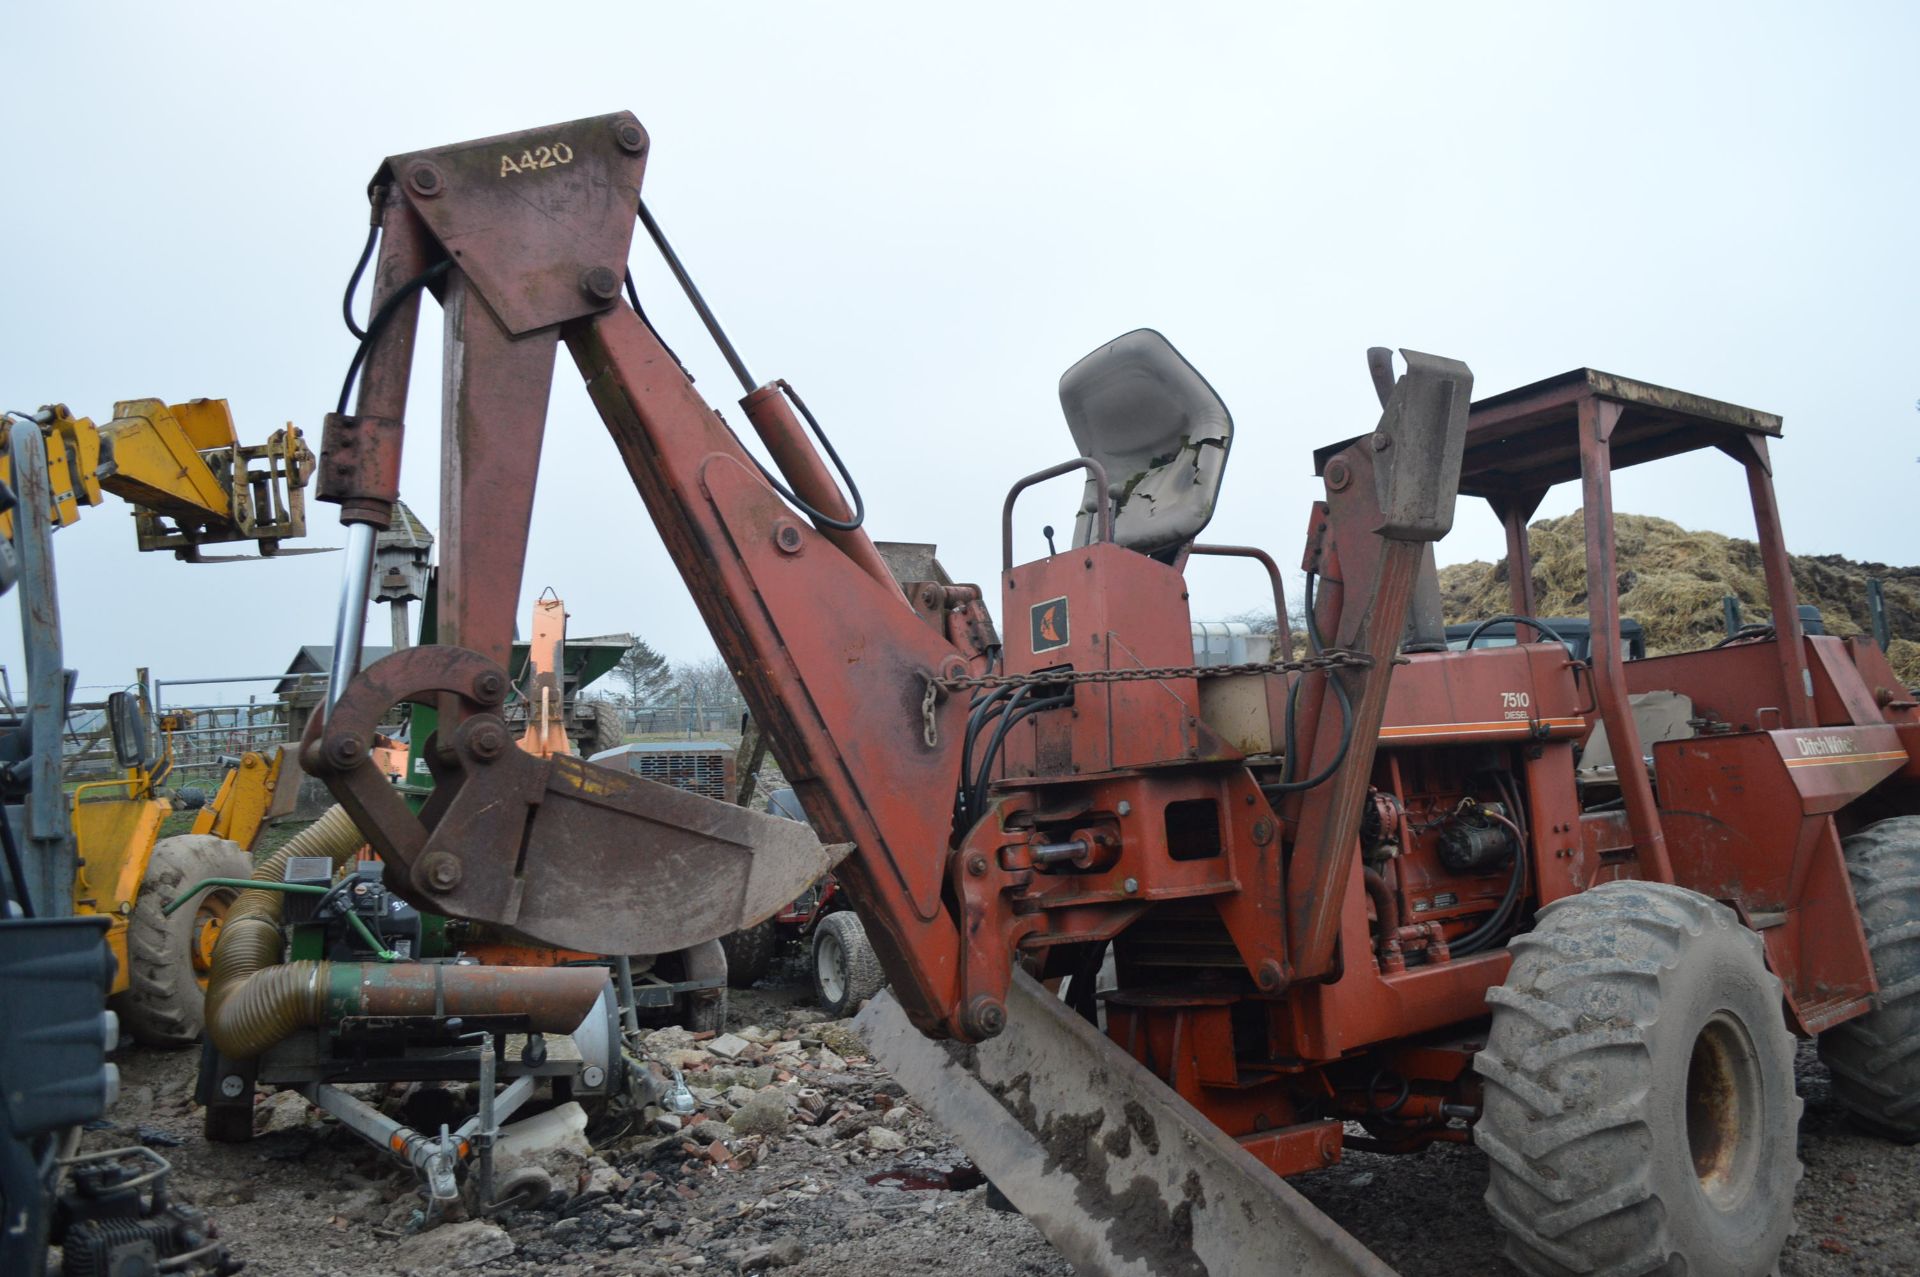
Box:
(1284, 353, 1471, 981)
(306, 113, 988, 1038)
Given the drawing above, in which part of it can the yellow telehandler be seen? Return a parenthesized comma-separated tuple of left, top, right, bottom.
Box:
(4, 394, 318, 1043)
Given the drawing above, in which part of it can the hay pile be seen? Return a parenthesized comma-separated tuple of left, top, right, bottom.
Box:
(1438, 512, 1920, 685)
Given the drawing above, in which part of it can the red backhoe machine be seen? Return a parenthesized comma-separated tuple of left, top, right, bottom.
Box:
(294, 112, 1920, 1276)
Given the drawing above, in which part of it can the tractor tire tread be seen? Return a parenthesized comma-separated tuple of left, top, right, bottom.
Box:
(811, 911, 885, 1016)
(118, 834, 250, 1048)
(1477, 880, 1800, 1277)
(1820, 817, 1920, 1141)
(720, 919, 780, 989)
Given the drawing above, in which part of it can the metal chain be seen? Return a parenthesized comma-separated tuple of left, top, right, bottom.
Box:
(920, 649, 1371, 747)
(921, 679, 941, 748)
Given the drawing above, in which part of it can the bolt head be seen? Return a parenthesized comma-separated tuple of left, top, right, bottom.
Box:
(774, 523, 804, 554)
(406, 163, 444, 197)
(966, 996, 1007, 1039)
(1256, 959, 1286, 992)
(613, 120, 648, 153)
(422, 853, 463, 892)
(581, 266, 621, 301)
(1370, 432, 1392, 452)
(463, 718, 509, 762)
(1116, 800, 1132, 817)
(1325, 458, 1352, 492)
(581, 1065, 607, 1089)
(966, 853, 989, 878)
(324, 732, 366, 770)
(472, 669, 508, 705)
(1122, 877, 1139, 895)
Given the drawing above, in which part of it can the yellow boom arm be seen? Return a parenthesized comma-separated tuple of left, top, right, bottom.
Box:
(1, 399, 315, 559)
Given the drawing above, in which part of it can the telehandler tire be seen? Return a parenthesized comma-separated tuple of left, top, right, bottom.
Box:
(1819, 815, 1920, 1141)
(1477, 880, 1800, 1277)
(810, 911, 884, 1016)
(119, 834, 250, 1048)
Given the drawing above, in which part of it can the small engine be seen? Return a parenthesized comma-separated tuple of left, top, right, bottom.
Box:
(1437, 804, 1518, 876)
(282, 856, 423, 959)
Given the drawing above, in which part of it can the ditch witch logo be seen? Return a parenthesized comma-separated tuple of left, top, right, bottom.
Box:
(1031, 596, 1070, 654)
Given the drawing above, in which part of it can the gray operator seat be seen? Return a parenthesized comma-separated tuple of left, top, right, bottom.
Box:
(1058, 329, 1234, 563)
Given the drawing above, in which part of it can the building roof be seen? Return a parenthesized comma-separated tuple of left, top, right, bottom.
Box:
(276, 645, 395, 696)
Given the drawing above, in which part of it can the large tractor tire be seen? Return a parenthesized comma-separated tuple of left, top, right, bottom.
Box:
(118, 834, 250, 1048)
(1476, 880, 1800, 1277)
(577, 700, 626, 759)
(720, 918, 780, 988)
(1819, 815, 1920, 1140)
(810, 911, 885, 1017)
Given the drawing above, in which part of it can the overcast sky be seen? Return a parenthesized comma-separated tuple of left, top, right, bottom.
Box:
(5, 3, 1914, 706)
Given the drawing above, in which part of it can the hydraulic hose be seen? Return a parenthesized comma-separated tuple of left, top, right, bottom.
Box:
(202, 806, 609, 1059)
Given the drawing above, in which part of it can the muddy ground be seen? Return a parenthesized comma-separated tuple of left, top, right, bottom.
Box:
(79, 949, 1920, 1276)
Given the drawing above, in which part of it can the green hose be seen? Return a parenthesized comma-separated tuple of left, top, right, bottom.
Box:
(163, 879, 398, 960)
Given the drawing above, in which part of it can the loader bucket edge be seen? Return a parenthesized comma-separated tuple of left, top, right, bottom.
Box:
(857, 969, 1396, 1277)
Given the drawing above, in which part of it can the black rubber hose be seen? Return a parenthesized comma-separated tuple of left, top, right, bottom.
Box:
(1461, 615, 1568, 651)
(969, 686, 1036, 821)
(957, 686, 1017, 827)
(1264, 672, 1353, 795)
(335, 260, 452, 415)
(970, 688, 1072, 823)
(340, 223, 380, 341)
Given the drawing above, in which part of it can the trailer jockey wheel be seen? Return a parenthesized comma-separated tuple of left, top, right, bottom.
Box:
(810, 912, 885, 1017)
(1819, 816, 1920, 1141)
(1476, 881, 1800, 1277)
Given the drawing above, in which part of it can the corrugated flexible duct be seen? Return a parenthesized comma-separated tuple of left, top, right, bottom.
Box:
(202, 805, 606, 1059)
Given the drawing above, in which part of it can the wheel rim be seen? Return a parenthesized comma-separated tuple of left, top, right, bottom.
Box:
(817, 930, 847, 1004)
(1685, 1010, 1764, 1209)
(190, 888, 238, 988)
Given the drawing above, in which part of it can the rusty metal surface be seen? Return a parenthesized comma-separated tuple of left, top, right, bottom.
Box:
(1188, 542, 1294, 661)
(1001, 457, 1111, 570)
(1436, 366, 1784, 501)
(307, 645, 849, 955)
(1576, 394, 1675, 884)
(379, 112, 647, 337)
(316, 190, 433, 529)
(857, 971, 1395, 1277)
(344, 962, 607, 1033)
(300, 122, 1919, 1274)
(1284, 351, 1472, 982)
(740, 383, 900, 596)
(435, 271, 560, 677)
(567, 306, 983, 1037)
(1736, 431, 1818, 730)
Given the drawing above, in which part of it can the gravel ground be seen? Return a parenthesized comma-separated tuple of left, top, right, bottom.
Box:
(73, 957, 1920, 1276)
